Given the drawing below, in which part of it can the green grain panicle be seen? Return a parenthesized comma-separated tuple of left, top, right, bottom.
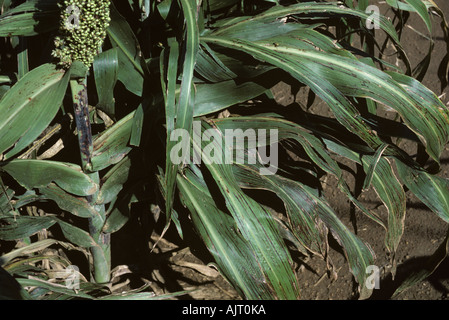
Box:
(52, 0, 111, 69)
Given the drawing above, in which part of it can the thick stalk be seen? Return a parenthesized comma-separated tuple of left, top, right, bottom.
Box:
(70, 79, 110, 284)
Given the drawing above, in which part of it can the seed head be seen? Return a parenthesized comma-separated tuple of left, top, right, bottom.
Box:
(52, 0, 111, 69)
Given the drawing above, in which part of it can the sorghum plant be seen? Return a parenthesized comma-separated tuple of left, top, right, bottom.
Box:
(0, 0, 448, 300)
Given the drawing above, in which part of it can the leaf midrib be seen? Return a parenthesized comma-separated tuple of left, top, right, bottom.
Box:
(0, 67, 63, 131)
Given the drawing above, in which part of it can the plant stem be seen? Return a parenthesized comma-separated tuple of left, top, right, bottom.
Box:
(70, 79, 93, 172)
(87, 171, 111, 284)
(70, 78, 110, 284)
(17, 37, 29, 80)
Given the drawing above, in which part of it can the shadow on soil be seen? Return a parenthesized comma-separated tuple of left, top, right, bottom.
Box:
(369, 256, 449, 300)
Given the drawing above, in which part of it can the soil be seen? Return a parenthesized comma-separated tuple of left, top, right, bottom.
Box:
(110, 0, 449, 301)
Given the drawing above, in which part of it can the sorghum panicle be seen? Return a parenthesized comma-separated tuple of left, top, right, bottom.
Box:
(52, 0, 111, 69)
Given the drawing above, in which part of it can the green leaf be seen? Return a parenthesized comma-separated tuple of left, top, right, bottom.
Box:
(130, 104, 144, 147)
(93, 48, 119, 117)
(0, 239, 59, 267)
(0, 0, 59, 37)
(233, 164, 326, 257)
(194, 80, 269, 117)
(55, 218, 97, 248)
(98, 157, 131, 205)
(160, 40, 179, 219)
(395, 159, 449, 223)
(195, 44, 237, 82)
(213, 115, 384, 227)
(386, 0, 432, 33)
(233, 159, 376, 299)
(0, 183, 14, 216)
(361, 155, 406, 260)
(192, 120, 300, 299)
(206, 0, 240, 12)
(17, 37, 29, 80)
(0, 63, 69, 159)
(17, 278, 95, 300)
(210, 2, 401, 45)
(102, 194, 136, 234)
(165, 0, 200, 229)
(202, 36, 383, 150)
(226, 132, 379, 297)
(0, 216, 55, 241)
(212, 113, 412, 277)
(107, 2, 144, 96)
(323, 133, 439, 263)
(0, 215, 95, 249)
(210, 16, 315, 42)
(362, 144, 389, 190)
(2, 159, 98, 197)
(39, 183, 99, 219)
(177, 168, 281, 299)
(4, 254, 71, 275)
(173, 0, 199, 162)
(202, 36, 449, 162)
(385, 71, 449, 162)
(161, 39, 179, 135)
(91, 111, 134, 172)
(161, 64, 178, 223)
(70, 61, 89, 80)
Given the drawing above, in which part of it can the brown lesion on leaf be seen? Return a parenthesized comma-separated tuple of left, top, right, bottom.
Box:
(73, 84, 93, 170)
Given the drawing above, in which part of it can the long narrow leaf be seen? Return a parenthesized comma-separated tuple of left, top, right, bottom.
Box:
(193, 120, 300, 299)
(3, 159, 98, 197)
(0, 63, 69, 159)
(211, 2, 401, 45)
(0, 0, 59, 37)
(0, 216, 56, 241)
(107, 2, 144, 96)
(213, 115, 385, 227)
(395, 159, 449, 223)
(93, 48, 119, 117)
(177, 169, 277, 299)
(202, 36, 449, 162)
(164, 0, 200, 227)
